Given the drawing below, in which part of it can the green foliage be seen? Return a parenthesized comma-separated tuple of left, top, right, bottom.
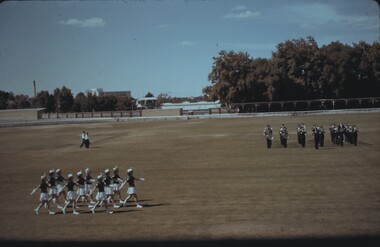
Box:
(53, 86, 74, 113)
(204, 37, 380, 104)
(145, 92, 154, 97)
(35, 90, 55, 112)
(0, 90, 13, 109)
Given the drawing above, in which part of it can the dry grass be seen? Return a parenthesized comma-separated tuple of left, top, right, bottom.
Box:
(0, 112, 379, 242)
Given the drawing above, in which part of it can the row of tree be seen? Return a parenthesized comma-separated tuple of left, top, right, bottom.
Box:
(0, 87, 135, 112)
(204, 37, 380, 104)
(0, 88, 206, 112)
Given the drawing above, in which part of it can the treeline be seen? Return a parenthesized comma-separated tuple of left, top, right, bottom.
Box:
(0, 88, 206, 113)
(0, 87, 134, 112)
(204, 37, 380, 104)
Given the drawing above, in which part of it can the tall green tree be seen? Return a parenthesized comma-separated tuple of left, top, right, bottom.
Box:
(271, 37, 322, 100)
(0, 90, 13, 109)
(319, 41, 353, 98)
(353, 41, 380, 97)
(35, 90, 55, 112)
(250, 58, 273, 101)
(14, 94, 31, 109)
(98, 95, 118, 111)
(54, 86, 74, 113)
(116, 96, 133, 111)
(73, 92, 88, 112)
(86, 91, 98, 112)
(206, 50, 254, 104)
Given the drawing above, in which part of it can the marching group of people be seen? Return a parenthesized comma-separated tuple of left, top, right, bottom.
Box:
(263, 123, 359, 149)
(31, 166, 144, 215)
(329, 123, 359, 146)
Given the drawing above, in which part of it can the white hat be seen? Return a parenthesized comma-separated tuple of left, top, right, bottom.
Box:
(40, 173, 46, 180)
(68, 173, 73, 178)
(85, 168, 90, 174)
(97, 174, 103, 180)
(56, 169, 61, 173)
(113, 165, 119, 172)
(105, 168, 110, 174)
(77, 170, 82, 176)
(49, 169, 55, 174)
(127, 167, 133, 174)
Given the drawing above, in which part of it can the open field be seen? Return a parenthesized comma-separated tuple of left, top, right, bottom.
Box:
(0, 112, 379, 244)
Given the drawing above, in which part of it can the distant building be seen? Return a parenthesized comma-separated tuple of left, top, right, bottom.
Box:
(88, 88, 104, 96)
(161, 101, 221, 111)
(135, 97, 221, 111)
(0, 108, 46, 121)
(89, 88, 131, 98)
(136, 97, 159, 110)
(103, 91, 131, 97)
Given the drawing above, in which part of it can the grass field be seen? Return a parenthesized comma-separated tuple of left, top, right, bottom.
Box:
(0, 112, 379, 243)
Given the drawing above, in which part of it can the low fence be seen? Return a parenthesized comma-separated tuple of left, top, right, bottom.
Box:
(41, 111, 142, 119)
(40, 107, 228, 120)
(38, 97, 380, 119)
(230, 97, 380, 113)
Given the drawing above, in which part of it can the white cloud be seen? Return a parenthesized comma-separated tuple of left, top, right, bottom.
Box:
(58, 18, 105, 28)
(179, 41, 195, 46)
(233, 5, 247, 11)
(224, 10, 260, 19)
(286, 3, 377, 31)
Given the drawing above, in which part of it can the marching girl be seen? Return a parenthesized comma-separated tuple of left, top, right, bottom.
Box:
(112, 166, 124, 204)
(104, 168, 120, 209)
(85, 168, 96, 204)
(56, 169, 67, 202)
(122, 167, 144, 208)
(60, 173, 80, 215)
(32, 174, 55, 215)
(75, 170, 92, 208)
(90, 174, 113, 214)
(47, 169, 63, 209)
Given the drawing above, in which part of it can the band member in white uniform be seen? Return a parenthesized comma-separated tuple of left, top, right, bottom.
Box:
(32, 174, 55, 215)
(60, 173, 80, 215)
(90, 174, 113, 214)
(85, 168, 96, 204)
(47, 169, 63, 209)
(80, 131, 86, 148)
(112, 166, 124, 204)
(75, 170, 92, 208)
(104, 168, 120, 209)
(122, 168, 144, 208)
(55, 169, 67, 202)
(84, 132, 90, 148)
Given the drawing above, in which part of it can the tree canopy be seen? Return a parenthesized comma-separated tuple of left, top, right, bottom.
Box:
(204, 37, 380, 105)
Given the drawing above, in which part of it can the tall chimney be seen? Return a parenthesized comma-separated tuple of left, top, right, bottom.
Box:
(33, 80, 36, 98)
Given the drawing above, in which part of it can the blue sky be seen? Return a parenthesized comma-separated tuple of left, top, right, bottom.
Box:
(0, 0, 378, 98)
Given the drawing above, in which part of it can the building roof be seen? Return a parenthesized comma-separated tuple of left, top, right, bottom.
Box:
(0, 108, 46, 113)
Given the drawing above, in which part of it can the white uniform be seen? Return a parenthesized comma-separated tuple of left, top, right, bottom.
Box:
(40, 193, 48, 201)
(67, 191, 78, 200)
